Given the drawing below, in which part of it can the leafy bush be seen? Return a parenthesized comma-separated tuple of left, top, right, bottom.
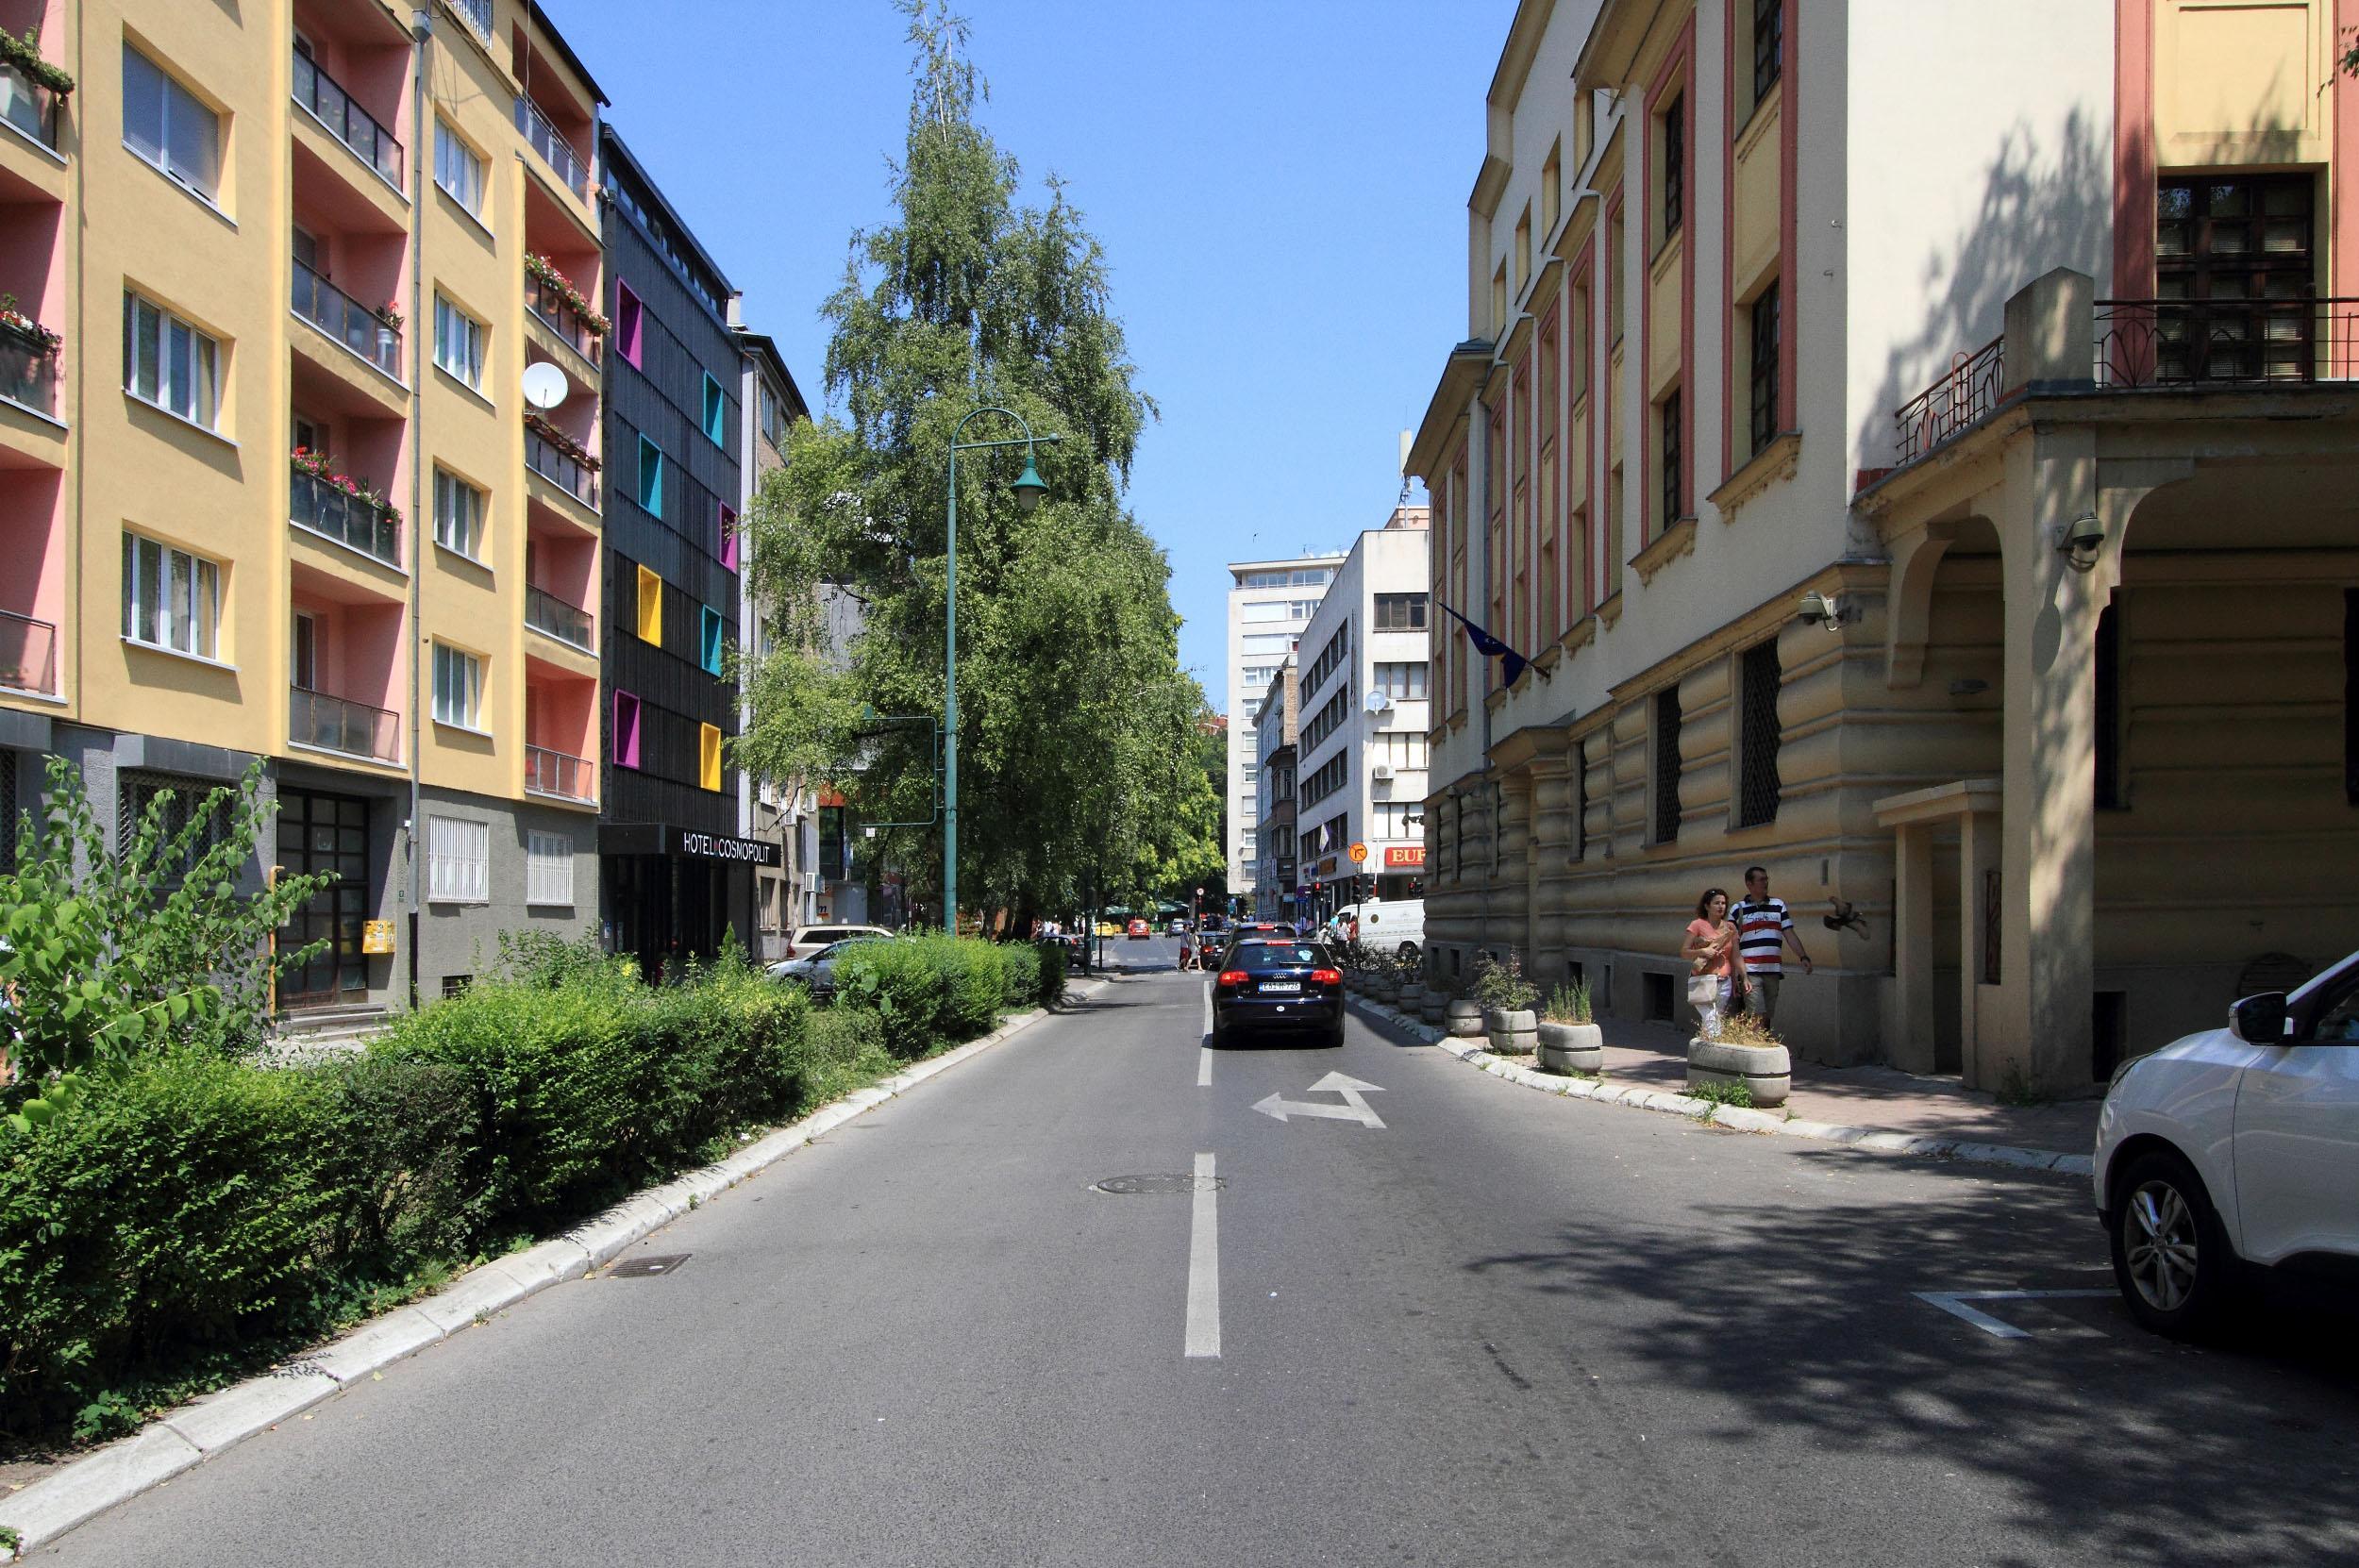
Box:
(1470, 950, 1538, 1012)
(830, 935, 1024, 1060)
(1034, 938, 1067, 1008)
(0, 757, 330, 1081)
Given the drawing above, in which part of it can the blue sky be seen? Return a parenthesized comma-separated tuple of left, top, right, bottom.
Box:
(557, 0, 1511, 710)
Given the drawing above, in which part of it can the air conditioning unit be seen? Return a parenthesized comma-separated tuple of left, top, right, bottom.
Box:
(1370, 762, 1396, 781)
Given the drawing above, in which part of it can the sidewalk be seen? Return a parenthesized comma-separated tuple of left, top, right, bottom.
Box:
(1591, 1013, 2102, 1155)
(1349, 996, 2100, 1175)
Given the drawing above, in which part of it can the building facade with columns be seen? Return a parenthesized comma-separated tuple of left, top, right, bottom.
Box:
(1406, 0, 2359, 1093)
(1252, 659, 1298, 921)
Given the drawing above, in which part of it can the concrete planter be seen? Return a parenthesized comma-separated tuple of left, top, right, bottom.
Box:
(1686, 1037, 1791, 1107)
(1397, 983, 1424, 1013)
(1375, 977, 1399, 1005)
(1445, 997, 1486, 1038)
(1536, 1020, 1603, 1074)
(1485, 1007, 1538, 1055)
(1422, 993, 1448, 1025)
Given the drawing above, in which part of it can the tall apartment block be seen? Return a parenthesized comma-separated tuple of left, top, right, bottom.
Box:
(0, 0, 612, 1018)
(594, 125, 773, 977)
(1222, 552, 1341, 906)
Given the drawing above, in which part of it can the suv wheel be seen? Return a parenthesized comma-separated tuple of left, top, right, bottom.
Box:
(2109, 1148, 2234, 1340)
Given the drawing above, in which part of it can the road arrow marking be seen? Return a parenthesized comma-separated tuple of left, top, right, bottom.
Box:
(1253, 1072, 1386, 1127)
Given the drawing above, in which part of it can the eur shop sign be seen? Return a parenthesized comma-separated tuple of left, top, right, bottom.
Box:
(1384, 846, 1426, 868)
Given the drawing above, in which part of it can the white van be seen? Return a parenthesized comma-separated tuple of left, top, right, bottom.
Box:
(1332, 899, 1426, 959)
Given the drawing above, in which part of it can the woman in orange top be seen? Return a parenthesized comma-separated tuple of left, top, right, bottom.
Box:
(1681, 887, 1740, 1038)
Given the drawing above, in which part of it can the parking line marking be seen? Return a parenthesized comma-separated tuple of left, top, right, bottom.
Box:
(1914, 1289, 2116, 1340)
(1197, 1047, 1213, 1087)
(1185, 1152, 1220, 1359)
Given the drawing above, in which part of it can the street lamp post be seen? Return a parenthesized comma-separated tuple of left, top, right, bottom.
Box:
(943, 407, 1056, 934)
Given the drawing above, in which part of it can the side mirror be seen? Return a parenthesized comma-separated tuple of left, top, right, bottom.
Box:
(2229, 991, 2289, 1045)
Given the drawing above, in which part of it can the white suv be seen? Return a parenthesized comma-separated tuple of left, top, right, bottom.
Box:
(2094, 948, 2359, 1337)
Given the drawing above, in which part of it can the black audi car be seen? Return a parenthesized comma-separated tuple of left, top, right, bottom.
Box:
(1210, 939, 1346, 1047)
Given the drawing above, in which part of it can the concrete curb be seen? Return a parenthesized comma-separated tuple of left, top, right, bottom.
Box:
(0, 980, 1109, 1557)
(1347, 995, 2095, 1179)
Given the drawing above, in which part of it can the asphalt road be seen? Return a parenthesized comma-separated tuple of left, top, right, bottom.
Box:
(36, 939, 2359, 1566)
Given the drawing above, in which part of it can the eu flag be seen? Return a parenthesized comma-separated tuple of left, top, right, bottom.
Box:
(1435, 599, 1531, 688)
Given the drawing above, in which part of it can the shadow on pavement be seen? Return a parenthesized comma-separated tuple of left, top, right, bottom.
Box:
(1464, 1172, 2359, 1565)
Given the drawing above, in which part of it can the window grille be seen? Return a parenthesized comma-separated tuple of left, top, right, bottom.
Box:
(118, 770, 228, 869)
(1660, 392, 1682, 530)
(1573, 740, 1588, 861)
(1753, 0, 1783, 106)
(1737, 641, 1783, 827)
(2095, 602, 2124, 809)
(1749, 286, 1781, 458)
(1652, 688, 1682, 843)
(1661, 97, 1683, 238)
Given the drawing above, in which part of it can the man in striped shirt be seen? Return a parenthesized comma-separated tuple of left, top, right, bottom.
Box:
(1732, 865, 1813, 1029)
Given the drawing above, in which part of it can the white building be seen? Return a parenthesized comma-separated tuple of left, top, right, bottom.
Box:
(1224, 553, 1344, 905)
(1252, 659, 1298, 919)
(1289, 508, 1431, 919)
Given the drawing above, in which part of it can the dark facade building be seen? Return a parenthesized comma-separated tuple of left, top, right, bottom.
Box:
(597, 128, 772, 976)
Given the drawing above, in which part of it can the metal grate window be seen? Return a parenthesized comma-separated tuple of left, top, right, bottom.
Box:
(1573, 739, 1588, 861)
(1753, 0, 1783, 106)
(1661, 96, 1683, 239)
(118, 770, 229, 873)
(1749, 285, 1781, 458)
(1660, 392, 1683, 531)
(2094, 603, 2124, 809)
(1737, 641, 1783, 827)
(1653, 688, 1682, 843)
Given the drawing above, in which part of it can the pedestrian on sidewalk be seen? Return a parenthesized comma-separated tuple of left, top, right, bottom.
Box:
(1732, 865, 1813, 1029)
(1682, 888, 1741, 1039)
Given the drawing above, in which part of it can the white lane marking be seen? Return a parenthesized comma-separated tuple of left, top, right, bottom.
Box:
(1197, 1048, 1213, 1087)
(1252, 1071, 1386, 1127)
(1185, 1152, 1220, 1359)
(1914, 1289, 2117, 1339)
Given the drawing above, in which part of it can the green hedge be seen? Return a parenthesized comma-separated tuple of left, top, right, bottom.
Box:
(0, 938, 1035, 1451)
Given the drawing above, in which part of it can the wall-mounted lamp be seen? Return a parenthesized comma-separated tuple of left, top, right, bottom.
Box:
(2055, 512, 2105, 574)
(1796, 591, 1854, 630)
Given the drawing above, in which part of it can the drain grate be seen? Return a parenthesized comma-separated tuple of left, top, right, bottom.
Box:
(1092, 1174, 1224, 1195)
(610, 1253, 692, 1277)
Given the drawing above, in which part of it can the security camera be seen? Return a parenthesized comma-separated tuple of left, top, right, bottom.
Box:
(1796, 591, 1838, 627)
(2055, 512, 2105, 572)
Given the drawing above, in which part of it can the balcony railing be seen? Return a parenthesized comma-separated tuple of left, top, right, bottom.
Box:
(0, 609, 58, 694)
(292, 463, 403, 568)
(2094, 297, 2359, 389)
(526, 743, 595, 804)
(448, 0, 494, 42)
(525, 584, 594, 650)
(527, 274, 604, 365)
(525, 425, 598, 509)
(291, 685, 400, 762)
(1894, 335, 2006, 465)
(0, 331, 60, 418)
(292, 260, 404, 380)
(514, 95, 589, 202)
(292, 50, 404, 193)
(0, 57, 60, 151)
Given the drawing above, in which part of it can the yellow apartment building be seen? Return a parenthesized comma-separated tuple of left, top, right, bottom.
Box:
(1408, 0, 2359, 1093)
(0, 0, 608, 1022)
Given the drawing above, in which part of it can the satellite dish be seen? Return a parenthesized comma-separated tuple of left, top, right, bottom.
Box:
(1364, 691, 1392, 715)
(521, 360, 569, 410)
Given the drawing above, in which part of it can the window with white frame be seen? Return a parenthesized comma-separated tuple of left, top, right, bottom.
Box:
(434, 120, 487, 218)
(121, 532, 222, 659)
(433, 467, 486, 559)
(123, 293, 220, 429)
(1371, 801, 1420, 839)
(1374, 661, 1430, 700)
(1371, 731, 1430, 769)
(427, 815, 490, 904)
(433, 293, 484, 389)
(122, 45, 221, 202)
(431, 642, 482, 728)
(526, 830, 576, 906)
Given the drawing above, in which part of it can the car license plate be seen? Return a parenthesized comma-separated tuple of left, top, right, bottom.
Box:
(1261, 980, 1301, 993)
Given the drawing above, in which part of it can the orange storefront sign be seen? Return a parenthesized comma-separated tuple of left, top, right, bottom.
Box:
(1383, 845, 1427, 868)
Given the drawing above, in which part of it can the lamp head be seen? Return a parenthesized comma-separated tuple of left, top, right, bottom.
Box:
(1011, 455, 1049, 515)
(2057, 512, 2105, 573)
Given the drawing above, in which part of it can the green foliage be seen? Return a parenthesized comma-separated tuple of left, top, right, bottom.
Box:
(0, 27, 74, 96)
(828, 934, 1023, 1060)
(0, 757, 331, 1083)
(1686, 1077, 1756, 1113)
(1543, 979, 1593, 1025)
(737, 0, 1219, 924)
(1470, 950, 1538, 1013)
(1034, 938, 1067, 1008)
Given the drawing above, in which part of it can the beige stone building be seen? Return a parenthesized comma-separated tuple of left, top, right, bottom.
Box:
(1406, 0, 2359, 1093)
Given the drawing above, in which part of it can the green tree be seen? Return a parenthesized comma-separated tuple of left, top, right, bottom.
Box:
(0, 757, 330, 1092)
(740, 1, 1219, 931)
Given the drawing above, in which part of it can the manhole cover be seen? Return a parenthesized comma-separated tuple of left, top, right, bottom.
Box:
(610, 1253, 692, 1277)
(1092, 1175, 1225, 1195)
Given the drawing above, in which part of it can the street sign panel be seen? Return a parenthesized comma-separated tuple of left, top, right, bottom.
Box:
(1347, 842, 1368, 863)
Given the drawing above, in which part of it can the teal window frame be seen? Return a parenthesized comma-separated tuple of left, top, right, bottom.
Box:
(699, 605, 724, 676)
(701, 373, 727, 445)
(636, 435, 664, 515)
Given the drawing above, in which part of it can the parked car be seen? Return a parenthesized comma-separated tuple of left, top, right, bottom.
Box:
(765, 937, 895, 997)
(1210, 939, 1345, 1048)
(778, 923, 895, 962)
(1125, 917, 1151, 941)
(2094, 947, 2359, 1338)
(1166, 918, 1188, 936)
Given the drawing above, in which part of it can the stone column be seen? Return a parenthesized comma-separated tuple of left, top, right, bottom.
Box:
(1888, 820, 1936, 1074)
(1960, 800, 2001, 1085)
